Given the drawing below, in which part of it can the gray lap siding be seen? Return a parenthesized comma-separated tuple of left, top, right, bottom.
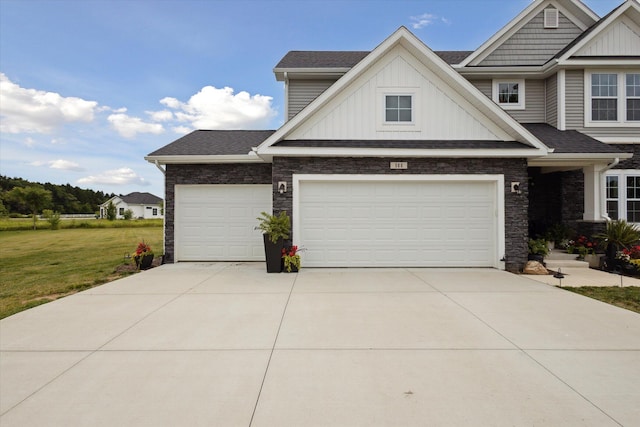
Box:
(272, 157, 529, 272)
(164, 163, 272, 263)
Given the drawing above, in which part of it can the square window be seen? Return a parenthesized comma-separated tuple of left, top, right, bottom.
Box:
(493, 80, 524, 109)
(385, 95, 412, 122)
(592, 99, 618, 121)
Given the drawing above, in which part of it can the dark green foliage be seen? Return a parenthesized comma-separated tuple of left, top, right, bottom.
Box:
(106, 201, 117, 221)
(256, 211, 290, 243)
(595, 220, 640, 249)
(0, 175, 114, 215)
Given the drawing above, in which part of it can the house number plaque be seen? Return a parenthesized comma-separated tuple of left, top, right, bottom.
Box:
(390, 162, 408, 170)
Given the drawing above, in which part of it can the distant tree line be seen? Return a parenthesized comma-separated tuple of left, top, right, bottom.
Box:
(0, 175, 114, 217)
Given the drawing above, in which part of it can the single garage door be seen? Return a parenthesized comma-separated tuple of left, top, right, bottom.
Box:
(298, 178, 499, 267)
(175, 185, 271, 261)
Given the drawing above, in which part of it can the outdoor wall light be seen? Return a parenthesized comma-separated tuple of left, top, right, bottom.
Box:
(511, 181, 521, 194)
(278, 181, 287, 194)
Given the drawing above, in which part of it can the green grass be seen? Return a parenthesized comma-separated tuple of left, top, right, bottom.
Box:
(0, 217, 163, 231)
(563, 286, 640, 314)
(0, 227, 163, 319)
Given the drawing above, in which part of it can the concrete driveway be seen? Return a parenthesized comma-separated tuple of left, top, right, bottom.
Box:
(1, 263, 639, 426)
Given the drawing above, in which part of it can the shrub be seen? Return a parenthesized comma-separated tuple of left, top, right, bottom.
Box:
(123, 209, 133, 220)
(42, 209, 61, 230)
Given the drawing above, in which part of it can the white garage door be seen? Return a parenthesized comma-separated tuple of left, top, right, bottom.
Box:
(297, 178, 500, 267)
(175, 185, 271, 261)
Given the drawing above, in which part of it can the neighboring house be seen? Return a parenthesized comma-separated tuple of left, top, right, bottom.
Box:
(99, 192, 164, 219)
(146, 0, 640, 271)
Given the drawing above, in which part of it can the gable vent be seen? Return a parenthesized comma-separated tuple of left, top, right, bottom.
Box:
(544, 8, 559, 28)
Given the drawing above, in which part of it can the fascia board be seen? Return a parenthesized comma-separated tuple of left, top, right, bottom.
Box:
(258, 146, 548, 159)
(557, 2, 638, 63)
(263, 27, 548, 154)
(461, 0, 598, 67)
(528, 152, 633, 167)
(144, 155, 268, 165)
(459, 0, 546, 67)
(257, 29, 408, 153)
(274, 68, 350, 81)
(560, 58, 640, 66)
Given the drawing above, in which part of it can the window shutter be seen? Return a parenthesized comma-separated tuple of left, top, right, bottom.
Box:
(544, 8, 559, 28)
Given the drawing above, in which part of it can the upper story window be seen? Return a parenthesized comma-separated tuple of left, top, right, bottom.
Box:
(376, 87, 420, 131)
(385, 95, 412, 122)
(492, 79, 525, 110)
(585, 71, 640, 127)
(627, 73, 640, 121)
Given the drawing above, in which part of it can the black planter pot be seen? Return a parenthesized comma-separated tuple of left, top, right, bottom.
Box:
(263, 234, 284, 273)
(136, 254, 154, 270)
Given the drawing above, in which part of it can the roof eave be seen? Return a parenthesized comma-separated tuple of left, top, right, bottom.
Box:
(528, 152, 632, 167)
(274, 67, 352, 81)
(144, 154, 268, 165)
(257, 146, 548, 159)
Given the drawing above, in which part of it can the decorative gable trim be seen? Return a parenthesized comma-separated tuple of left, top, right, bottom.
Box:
(557, 0, 640, 62)
(458, 0, 598, 67)
(256, 27, 549, 158)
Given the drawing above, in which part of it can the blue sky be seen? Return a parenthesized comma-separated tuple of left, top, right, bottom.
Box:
(0, 0, 623, 198)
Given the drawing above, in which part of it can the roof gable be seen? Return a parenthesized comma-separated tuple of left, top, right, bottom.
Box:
(558, 0, 640, 60)
(459, 0, 598, 67)
(257, 26, 548, 157)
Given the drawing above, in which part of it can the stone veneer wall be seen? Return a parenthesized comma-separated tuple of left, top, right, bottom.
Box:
(272, 157, 529, 272)
(163, 163, 272, 263)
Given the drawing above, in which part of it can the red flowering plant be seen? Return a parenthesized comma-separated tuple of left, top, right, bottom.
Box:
(281, 245, 302, 272)
(132, 241, 154, 268)
(619, 245, 640, 267)
(566, 235, 597, 259)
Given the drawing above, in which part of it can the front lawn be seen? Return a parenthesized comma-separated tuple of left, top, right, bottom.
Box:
(563, 286, 640, 314)
(0, 227, 163, 319)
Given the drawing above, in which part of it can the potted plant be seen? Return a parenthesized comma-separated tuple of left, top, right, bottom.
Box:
(257, 211, 290, 273)
(595, 220, 640, 271)
(528, 238, 549, 264)
(282, 245, 301, 273)
(133, 241, 154, 270)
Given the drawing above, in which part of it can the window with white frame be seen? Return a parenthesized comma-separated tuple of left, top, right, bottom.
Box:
(627, 73, 640, 121)
(385, 95, 412, 122)
(376, 88, 420, 131)
(606, 171, 640, 222)
(153, 208, 158, 216)
(492, 80, 525, 110)
(586, 71, 640, 126)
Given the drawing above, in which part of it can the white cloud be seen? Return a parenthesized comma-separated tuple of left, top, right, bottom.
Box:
(107, 113, 165, 138)
(24, 137, 35, 147)
(410, 13, 449, 29)
(49, 159, 84, 171)
(172, 126, 192, 135)
(160, 85, 277, 130)
(0, 73, 98, 134)
(78, 167, 150, 186)
(28, 159, 85, 171)
(147, 110, 173, 122)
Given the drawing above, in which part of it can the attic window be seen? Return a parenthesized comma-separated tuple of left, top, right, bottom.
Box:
(385, 95, 412, 122)
(492, 79, 525, 110)
(544, 8, 559, 28)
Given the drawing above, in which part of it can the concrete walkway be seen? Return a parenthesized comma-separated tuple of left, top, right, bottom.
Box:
(526, 265, 640, 287)
(1, 264, 639, 426)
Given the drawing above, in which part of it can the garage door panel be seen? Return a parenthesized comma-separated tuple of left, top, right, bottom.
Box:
(175, 185, 271, 261)
(298, 180, 497, 267)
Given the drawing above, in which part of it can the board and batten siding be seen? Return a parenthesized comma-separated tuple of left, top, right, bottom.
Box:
(468, 79, 544, 123)
(546, 74, 558, 128)
(575, 17, 640, 57)
(288, 45, 513, 141)
(565, 69, 639, 139)
(479, 9, 582, 66)
(288, 79, 337, 120)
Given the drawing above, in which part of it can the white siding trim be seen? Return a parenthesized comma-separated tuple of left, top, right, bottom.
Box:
(292, 173, 505, 269)
(558, 69, 566, 130)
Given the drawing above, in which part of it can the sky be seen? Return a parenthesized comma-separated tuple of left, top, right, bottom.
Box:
(0, 0, 625, 198)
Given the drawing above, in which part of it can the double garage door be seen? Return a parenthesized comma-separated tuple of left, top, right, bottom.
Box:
(175, 178, 501, 267)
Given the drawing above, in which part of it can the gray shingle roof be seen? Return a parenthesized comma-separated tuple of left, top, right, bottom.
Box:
(274, 140, 530, 149)
(147, 130, 276, 156)
(121, 192, 162, 204)
(275, 50, 473, 68)
(522, 123, 624, 153)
